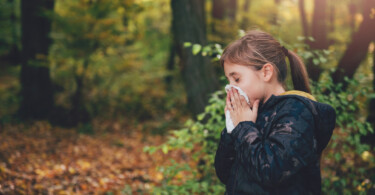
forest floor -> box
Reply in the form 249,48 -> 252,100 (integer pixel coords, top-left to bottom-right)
0,118 -> 193,194
0,60 -> 197,194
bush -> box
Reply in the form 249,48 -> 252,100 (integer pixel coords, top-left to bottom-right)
143,88 -> 226,194
312,74 -> 375,194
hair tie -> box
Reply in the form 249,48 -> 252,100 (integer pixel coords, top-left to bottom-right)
281,46 -> 289,56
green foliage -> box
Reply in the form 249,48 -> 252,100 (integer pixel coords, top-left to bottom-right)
47,0 -> 175,121
0,66 -> 21,123
77,122 -> 94,135
184,29 -> 247,62
143,89 -> 226,194
0,0 -> 21,56
183,42 -> 223,61
286,35 -> 332,68
311,74 -> 375,194
48,0 -> 134,119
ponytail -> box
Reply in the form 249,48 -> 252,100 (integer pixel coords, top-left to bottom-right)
284,49 -> 311,94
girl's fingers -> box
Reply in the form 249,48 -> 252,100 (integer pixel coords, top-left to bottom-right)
227,93 -> 233,111
240,94 -> 247,107
233,88 -> 241,108
230,89 -> 235,109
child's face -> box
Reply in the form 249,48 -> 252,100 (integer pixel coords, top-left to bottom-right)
224,61 -> 265,108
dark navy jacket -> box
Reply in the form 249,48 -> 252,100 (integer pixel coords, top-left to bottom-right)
214,91 -> 336,195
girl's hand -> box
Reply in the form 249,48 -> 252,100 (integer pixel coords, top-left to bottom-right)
225,88 -> 260,127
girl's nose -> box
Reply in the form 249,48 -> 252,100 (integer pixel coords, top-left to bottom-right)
229,83 -> 238,88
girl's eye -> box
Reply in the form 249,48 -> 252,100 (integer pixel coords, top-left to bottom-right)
235,78 -> 239,82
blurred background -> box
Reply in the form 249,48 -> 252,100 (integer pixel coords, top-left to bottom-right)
0,0 -> 375,194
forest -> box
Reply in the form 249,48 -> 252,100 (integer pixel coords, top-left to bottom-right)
0,0 -> 375,194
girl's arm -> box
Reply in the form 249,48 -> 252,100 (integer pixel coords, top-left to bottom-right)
214,127 -> 236,185
229,99 -> 317,187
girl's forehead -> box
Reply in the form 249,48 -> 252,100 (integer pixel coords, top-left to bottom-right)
224,63 -> 248,74
224,61 -> 240,71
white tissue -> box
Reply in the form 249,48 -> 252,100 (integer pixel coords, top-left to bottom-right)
225,84 -> 250,133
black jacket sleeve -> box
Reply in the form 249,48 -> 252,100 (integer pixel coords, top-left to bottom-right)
214,127 -> 236,185
229,99 -> 317,187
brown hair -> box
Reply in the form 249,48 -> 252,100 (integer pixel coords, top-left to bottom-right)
220,29 -> 311,94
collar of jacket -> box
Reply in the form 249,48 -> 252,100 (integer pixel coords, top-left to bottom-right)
258,90 -> 316,113
279,90 -> 316,101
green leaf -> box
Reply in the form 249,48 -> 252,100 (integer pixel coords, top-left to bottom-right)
238,29 -> 245,37
334,153 -> 341,161
313,58 -> 319,65
323,49 -> 330,55
162,144 -> 169,154
183,42 -> 192,47
197,113 -> 205,121
297,36 -> 305,41
192,44 -> 202,55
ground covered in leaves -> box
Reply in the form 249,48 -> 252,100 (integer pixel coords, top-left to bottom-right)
0,119 -> 193,194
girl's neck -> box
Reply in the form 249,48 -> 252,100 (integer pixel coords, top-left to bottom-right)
263,84 -> 286,104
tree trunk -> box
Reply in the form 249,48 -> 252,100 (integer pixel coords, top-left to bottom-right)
164,16 -> 177,92
311,0 -> 329,49
304,0 -> 329,82
164,42 -> 176,92
211,0 -> 237,44
212,0 -> 225,20
18,0 -> 54,119
271,0 -> 281,25
244,0 -> 251,12
7,0 -> 20,64
363,43 -> 375,146
227,0 -> 236,20
212,0 -> 236,20
171,0 -> 220,118
298,0 -> 309,39
240,0 -> 251,29
348,1 -> 356,35
328,0 -> 335,45
68,58 -> 91,126
331,0 -> 375,87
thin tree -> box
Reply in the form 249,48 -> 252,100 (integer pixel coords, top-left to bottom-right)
299,0 -> 329,81
18,0 -> 54,119
171,0 -> 220,118
331,0 -> 375,87
211,0 -> 237,45
363,44 -> 375,146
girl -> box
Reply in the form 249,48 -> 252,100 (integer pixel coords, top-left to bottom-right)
214,29 -> 336,195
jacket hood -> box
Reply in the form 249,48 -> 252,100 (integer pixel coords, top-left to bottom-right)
258,90 -> 336,153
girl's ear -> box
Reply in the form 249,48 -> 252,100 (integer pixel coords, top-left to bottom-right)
261,63 -> 274,82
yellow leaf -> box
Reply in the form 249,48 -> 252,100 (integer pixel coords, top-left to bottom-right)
68,167 -> 76,174
361,151 -> 372,161
155,172 -> 163,181
117,7 -> 125,15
